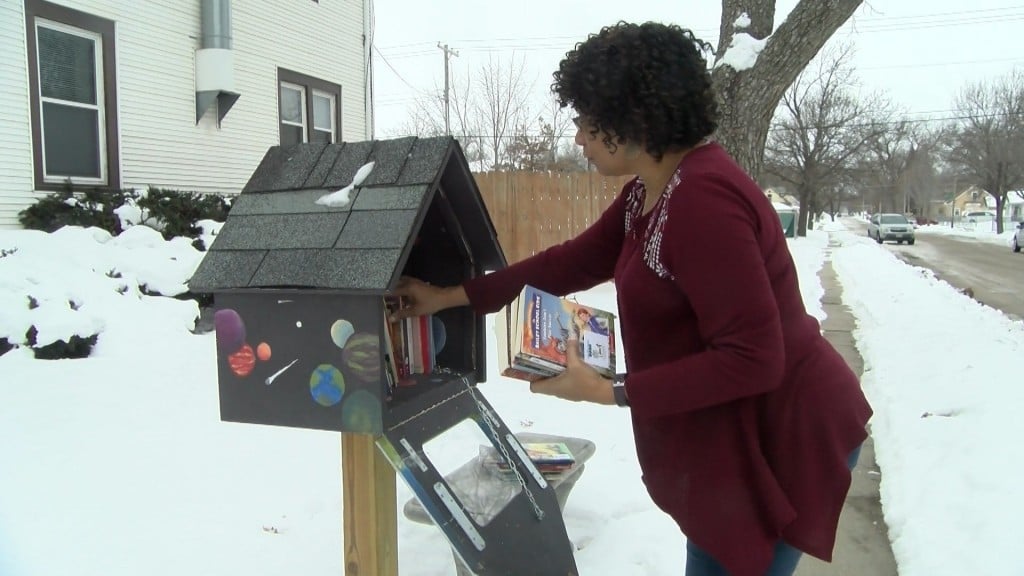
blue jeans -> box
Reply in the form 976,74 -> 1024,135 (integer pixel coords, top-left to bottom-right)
684,445 -> 863,576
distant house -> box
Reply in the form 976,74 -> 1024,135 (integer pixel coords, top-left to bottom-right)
0,0 -> 372,229
765,187 -> 799,208
984,191 -> 1024,221
941,185 -> 989,218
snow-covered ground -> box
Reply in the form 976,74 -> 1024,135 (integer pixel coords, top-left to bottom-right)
1,218 -> 1021,575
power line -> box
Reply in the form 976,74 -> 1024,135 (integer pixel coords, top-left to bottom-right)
376,6 -> 1024,54
373,45 -> 421,92
843,13 -> 1024,34
861,57 -> 1024,71
380,108 -> 1022,142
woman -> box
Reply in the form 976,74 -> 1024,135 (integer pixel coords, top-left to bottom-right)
392,21 -> 872,576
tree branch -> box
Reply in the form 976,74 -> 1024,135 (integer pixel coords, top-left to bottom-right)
746,0 -> 862,118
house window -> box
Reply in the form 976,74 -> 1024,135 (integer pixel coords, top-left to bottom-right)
278,68 -> 340,145
279,82 -> 307,145
25,0 -> 119,190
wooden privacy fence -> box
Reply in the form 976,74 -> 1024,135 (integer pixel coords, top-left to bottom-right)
474,171 -> 634,264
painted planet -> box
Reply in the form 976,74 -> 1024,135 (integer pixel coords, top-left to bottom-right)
431,316 -> 447,354
214,309 -> 246,353
330,319 -> 355,349
342,332 -> 381,383
256,342 -> 272,362
228,343 -> 255,377
310,364 -> 345,407
341,390 -> 381,434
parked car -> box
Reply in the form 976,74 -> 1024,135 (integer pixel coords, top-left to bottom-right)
868,213 -> 916,245
964,211 -> 996,223
1014,222 -> 1024,253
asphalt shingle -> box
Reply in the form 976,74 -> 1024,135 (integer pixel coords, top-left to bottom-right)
351,185 -> 431,211
243,143 -> 328,193
248,248 -> 400,290
228,189 -> 354,216
397,137 -> 452,186
188,250 -> 266,291
323,140 -> 375,190
362,137 -> 418,186
212,213 -> 348,250
335,210 -> 418,249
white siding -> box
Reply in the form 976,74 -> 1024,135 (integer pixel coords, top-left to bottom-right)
0,0 -> 368,229
0,1 -> 35,229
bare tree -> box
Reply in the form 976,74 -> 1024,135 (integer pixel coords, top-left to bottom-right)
858,120 -> 912,214
396,70 -> 488,169
712,0 -> 864,180
856,124 -> 942,218
500,119 -> 552,171
764,45 -> 888,236
395,94 -> 446,138
947,70 -> 1024,233
475,54 -> 534,169
539,96 -> 575,166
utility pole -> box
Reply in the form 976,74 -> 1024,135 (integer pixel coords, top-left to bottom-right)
437,42 -> 459,135
951,175 -> 958,229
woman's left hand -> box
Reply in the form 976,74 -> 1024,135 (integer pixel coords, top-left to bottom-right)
530,339 -> 616,405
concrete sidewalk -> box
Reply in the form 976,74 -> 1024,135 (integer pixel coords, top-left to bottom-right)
794,235 -> 899,576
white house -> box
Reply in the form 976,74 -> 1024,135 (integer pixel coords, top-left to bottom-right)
984,190 -> 1024,221
0,0 -> 372,229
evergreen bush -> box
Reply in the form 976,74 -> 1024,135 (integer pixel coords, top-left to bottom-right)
23,325 -> 99,360
18,183 -> 230,247
18,182 -> 134,234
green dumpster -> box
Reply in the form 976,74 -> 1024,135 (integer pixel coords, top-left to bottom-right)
774,204 -> 797,238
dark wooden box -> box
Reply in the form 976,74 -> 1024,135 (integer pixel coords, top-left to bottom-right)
188,136 -> 506,435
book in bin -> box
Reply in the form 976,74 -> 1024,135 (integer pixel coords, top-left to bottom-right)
480,441 -> 577,477
495,285 -> 617,382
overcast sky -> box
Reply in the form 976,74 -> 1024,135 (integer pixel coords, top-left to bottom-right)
369,0 -> 1024,139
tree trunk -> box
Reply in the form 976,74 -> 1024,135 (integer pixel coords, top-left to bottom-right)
712,0 -> 863,181
796,182 -> 814,237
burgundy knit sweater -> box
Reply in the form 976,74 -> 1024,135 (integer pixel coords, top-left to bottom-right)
463,143 -> 872,576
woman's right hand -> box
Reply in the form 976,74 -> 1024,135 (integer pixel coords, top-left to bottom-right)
388,276 -> 468,321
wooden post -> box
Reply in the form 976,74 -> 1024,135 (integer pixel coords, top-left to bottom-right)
342,432 -> 398,576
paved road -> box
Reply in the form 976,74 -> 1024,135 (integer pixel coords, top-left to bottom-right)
843,218 -> 1024,320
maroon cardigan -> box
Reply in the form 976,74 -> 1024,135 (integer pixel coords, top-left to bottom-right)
463,143 -> 872,576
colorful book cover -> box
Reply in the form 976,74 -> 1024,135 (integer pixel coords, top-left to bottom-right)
519,442 -> 576,465
517,286 -> 616,378
481,442 -> 577,475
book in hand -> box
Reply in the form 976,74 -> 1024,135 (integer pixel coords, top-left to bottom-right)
494,285 -> 617,382
480,442 -> 576,477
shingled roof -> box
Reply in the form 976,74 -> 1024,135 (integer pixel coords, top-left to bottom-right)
188,136 -> 505,294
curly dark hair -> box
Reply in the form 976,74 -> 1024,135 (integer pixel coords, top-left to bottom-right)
552,21 -> 719,161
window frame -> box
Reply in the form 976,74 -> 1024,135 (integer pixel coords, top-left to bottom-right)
277,68 -> 341,145
24,0 -> 120,190
310,89 -> 337,143
279,81 -> 308,144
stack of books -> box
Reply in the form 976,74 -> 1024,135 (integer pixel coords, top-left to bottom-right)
481,442 -> 577,478
382,297 -> 441,394
494,285 -> 617,382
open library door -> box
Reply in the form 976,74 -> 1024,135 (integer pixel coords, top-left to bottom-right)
376,377 -> 578,576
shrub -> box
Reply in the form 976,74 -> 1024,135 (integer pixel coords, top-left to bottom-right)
19,183 -> 230,245
24,325 -> 99,360
18,181 -> 134,234
136,187 -> 231,242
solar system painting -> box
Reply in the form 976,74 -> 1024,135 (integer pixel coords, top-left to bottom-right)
212,291 -> 385,434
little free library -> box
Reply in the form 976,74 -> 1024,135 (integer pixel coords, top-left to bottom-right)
189,136 -> 585,576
